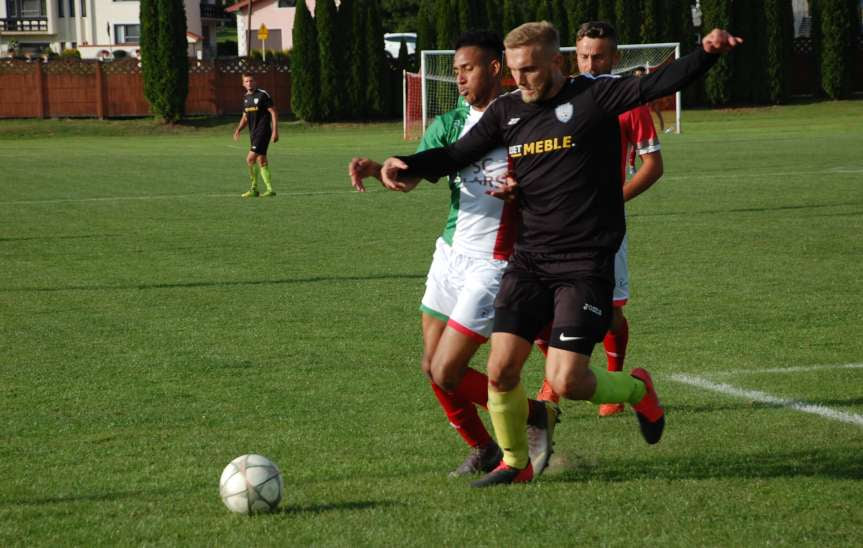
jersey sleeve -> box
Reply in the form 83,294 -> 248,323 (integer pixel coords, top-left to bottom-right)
629,105 -> 660,156
590,48 -> 718,116
416,115 -> 448,153
398,102 -> 504,181
260,92 -> 273,111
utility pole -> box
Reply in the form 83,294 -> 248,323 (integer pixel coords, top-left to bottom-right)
246,0 -> 253,56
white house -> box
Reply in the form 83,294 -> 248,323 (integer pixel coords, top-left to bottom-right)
226,0 -> 333,56
0,0 -> 226,59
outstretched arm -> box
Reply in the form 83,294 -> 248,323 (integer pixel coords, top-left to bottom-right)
639,29 -> 743,102
592,28 -> 743,117
349,157 -> 420,193
383,103 -> 504,187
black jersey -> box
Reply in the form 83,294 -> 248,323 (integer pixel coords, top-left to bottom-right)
243,88 -> 273,135
399,48 -> 718,256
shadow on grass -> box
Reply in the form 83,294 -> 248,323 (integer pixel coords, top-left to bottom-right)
549,447 -> 863,483
277,500 -> 398,516
0,234 -> 120,243
8,489 -> 176,506
0,273 -> 426,293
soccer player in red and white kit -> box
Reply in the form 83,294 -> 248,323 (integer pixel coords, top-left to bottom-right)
535,21 -> 665,417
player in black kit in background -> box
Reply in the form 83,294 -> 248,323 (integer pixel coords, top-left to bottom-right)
233,73 -> 279,198
381,22 -> 742,487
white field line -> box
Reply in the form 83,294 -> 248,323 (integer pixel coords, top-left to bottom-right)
708,363 -> 863,376
0,188 -> 382,206
670,373 -> 863,428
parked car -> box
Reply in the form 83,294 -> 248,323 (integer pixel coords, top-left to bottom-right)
384,32 -> 416,59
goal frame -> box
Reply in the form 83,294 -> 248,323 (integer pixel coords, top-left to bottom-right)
409,42 -> 682,139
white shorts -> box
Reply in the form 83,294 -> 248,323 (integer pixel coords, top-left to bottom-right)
613,232 -> 629,306
420,237 -> 507,342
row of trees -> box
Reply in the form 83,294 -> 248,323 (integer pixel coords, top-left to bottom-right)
292,0 -> 400,122
415,0 -> 698,58
412,0 -> 860,104
140,0 -> 858,122
702,0 -> 859,104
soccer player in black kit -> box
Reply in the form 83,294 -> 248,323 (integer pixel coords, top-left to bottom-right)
381,22 -> 742,487
233,73 -> 278,198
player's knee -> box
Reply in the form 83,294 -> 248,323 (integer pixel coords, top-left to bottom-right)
551,367 -> 590,400
486,358 -> 521,392
610,308 -> 626,333
420,353 -> 433,380
430,360 -> 465,392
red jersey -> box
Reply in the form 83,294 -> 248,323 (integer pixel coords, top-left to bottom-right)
618,104 -> 661,185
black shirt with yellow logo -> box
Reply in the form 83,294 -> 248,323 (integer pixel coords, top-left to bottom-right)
243,89 -> 273,136
399,48 -> 718,256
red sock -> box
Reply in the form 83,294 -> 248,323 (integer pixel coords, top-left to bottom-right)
536,378 -> 561,403
603,316 -> 629,372
534,341 -> 562,403
453,367 -> 488,409
430,381 -> 492,448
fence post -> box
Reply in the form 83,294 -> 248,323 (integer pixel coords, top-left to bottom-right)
95,61 -> 106,119
34,61 -> 46,118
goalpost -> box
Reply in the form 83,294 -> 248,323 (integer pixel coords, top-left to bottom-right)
404,43 -> 682,141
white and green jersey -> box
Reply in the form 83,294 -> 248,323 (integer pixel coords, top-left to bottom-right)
417,101 -> 517,260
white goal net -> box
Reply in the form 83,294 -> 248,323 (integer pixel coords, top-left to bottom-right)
404,43 -> 681,140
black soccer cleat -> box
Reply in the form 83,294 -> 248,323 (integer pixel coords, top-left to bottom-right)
449,442 -> 503,478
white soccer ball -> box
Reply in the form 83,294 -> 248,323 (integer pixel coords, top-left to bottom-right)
219,454 -> 284,514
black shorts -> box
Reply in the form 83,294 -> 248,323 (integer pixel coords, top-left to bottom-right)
249,131 -> 271,155
493,249 -> 615,355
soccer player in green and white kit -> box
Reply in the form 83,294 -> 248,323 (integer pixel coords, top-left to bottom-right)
349,31 -> 559,479
233,73 -> 278,198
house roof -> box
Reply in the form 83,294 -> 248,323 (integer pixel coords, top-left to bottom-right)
224,0 -> 264,13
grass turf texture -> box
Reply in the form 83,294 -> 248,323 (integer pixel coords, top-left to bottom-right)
1,101 -> 862,545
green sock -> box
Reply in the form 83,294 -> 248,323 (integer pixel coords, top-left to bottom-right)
588,366 -> 647,405
260,165 -> 272,192
247,164 -> 257,191
488,382 -> 529,469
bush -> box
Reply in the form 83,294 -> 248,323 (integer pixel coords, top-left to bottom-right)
818,0 -> 857,99
60,48 -> 81,59
217,40 -> 238,57
140,0 -> 189,123
113,50 -> 128,59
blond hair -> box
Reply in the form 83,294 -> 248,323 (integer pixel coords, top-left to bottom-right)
504,21 -> 560,52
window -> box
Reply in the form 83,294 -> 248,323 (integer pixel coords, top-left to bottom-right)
7,0 -> 47,17
68,0 -> 74,17
57,0 -> 63,16
79,0 -> 84,16
278,0 -> 296,7
115,23 -> 140,44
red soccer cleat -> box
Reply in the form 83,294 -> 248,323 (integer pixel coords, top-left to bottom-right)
598,403 -> 625,417
630,368 -> 665,444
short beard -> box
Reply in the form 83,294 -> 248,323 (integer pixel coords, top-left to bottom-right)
519,83 -> 547,104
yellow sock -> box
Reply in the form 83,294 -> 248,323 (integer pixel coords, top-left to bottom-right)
488,382 -> 529,469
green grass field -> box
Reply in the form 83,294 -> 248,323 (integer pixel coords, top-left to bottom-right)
1,101 -> 862,546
